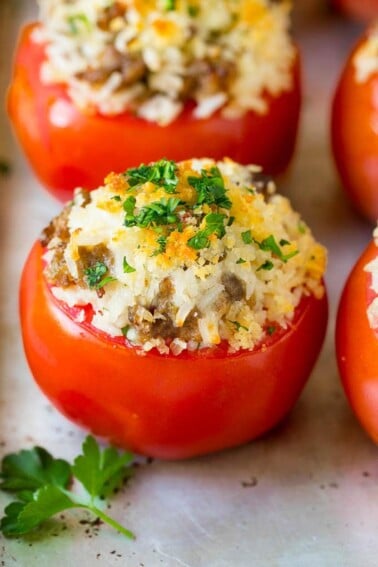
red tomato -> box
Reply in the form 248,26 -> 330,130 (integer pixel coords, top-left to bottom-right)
332,0 -> 378,20
8,24 -> 301,203
331,32 -> 378,222
20,241 -> 328,460
336,241 -> 378,443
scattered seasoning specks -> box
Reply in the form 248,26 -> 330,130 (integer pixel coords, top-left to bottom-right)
0,159 -> 11,177
241,477 -> 258,488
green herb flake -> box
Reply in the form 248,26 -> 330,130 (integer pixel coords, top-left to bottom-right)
229,320 -> 249,332
121,325 -> 130,337
257,260 -> 274,271
0,436 -> 134,539
153,235 -> 168,256
236,258 -> 246,264
123,257 -> 136,274
187,230 -> 211,250
188,167 -> 232,210
241,230 -> 253,245
85,262 -> 108,289
111,195 -> 122,202
97,276 -> 117,288
126,159 -> 178,194
129,197 -> 181,229
298,221 -> 307,234
258,235 -> 299,263
188,4 -> 199,16
164,0 -> 176,10
227,216 -> 235,227
67,13 -> 91,35
267,326 -> 276,336
187,213 -> 227,250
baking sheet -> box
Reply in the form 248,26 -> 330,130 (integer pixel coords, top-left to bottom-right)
1,2 -> 377,566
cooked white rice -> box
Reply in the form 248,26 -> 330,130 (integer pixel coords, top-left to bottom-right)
353,25 -> 378,83
43,158 -> 327,355
34,0 -> 296,125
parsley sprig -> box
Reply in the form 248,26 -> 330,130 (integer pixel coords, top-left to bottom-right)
187,213 -> 227,250
124,197 -> 181,228
0,436 -> 134,539
126,159 -> 178,194
241,231 -> 298,263
188,167 -> 232,210
85,262 -> 116,289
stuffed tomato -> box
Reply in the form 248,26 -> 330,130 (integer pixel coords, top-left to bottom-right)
331,26 -> 378,222
20,158 -> 328,459
336,233 -> 378,443
9,0 -> 301,202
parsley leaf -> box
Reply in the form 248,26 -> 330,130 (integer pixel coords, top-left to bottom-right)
187,213 -> 227,250
257,260 -> 274,271
153,235 -> 167,256
123,257 -> 136,273
67,13 -> 91,35
164,0 -> 176,10
241,230 -> 253,244
72,436 -> 133,501
1,487 -> 76,537
259,235 -> 298,262
188,167 -> 232,210
0,436 -> 135,540
0,447 -> 70,496
229,320 -> 249,332
236,258 -> 246,264
126,159 -> 178,194
127,197 -> 181,228
85,262 -> 108,288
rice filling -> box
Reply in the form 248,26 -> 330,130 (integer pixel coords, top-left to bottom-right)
41,158 -> 327,355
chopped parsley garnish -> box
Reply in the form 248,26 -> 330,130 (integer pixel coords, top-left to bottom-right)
187,213 -> 227,250
188,167 -> 232,210
258,235 -> 298,262
241,230 -> 253,245
97,276 -> 117,288
188,4 -> 199,16
227,216 -> 235,227
121,325 -> 130,337
85,262 -> 108,288
229,320 -> 249,332
67,13 -> 91,35
111,195 -> 122,202
267,326 -> 276,336
298,221 -> 307,234
125,197 -> 181,228
126,159 -> 178,194
164,0 -> 176,10
153,235 -> 168,256
0,436 -> 134,539
236,258 -> 246,264
123,257 -> 136,274
241,232 -> 298,263
257,260 -> 274,271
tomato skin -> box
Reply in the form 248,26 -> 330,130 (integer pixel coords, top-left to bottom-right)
332,0 -> 378,20
331,34 -> 378,222
8,24 -> 301,202
20,241 -> 328,459
336,241 -> 378,443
